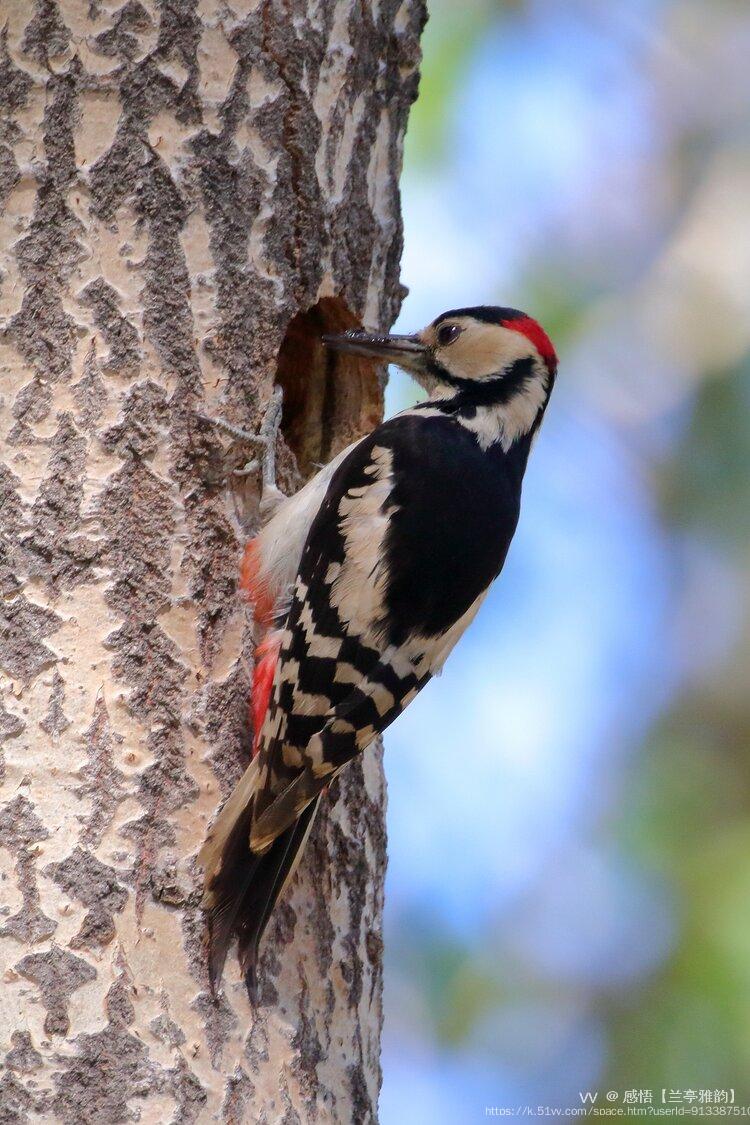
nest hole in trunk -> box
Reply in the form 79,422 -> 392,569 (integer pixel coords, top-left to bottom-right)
274,297 -> 384,480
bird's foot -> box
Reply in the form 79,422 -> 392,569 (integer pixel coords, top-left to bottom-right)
201,387 -> 285,517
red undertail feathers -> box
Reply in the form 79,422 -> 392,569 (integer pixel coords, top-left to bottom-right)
251,631 -> 281,756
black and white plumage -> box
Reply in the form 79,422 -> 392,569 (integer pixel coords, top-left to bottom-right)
199,306 -> 558,997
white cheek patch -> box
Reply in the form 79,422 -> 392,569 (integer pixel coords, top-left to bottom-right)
397,373 -> 549,451
460,370 -> 550,451
421,319 -> 553,449
438,322 -> 534,381
496,371 -> 550,449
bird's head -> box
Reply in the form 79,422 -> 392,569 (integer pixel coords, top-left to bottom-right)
324,305 -> 557,445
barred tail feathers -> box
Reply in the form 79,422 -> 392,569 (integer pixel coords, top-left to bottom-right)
236,797 -> 320,1001
198,755 -> 261,902
199,756 -> 321,999
199,757 -> 262,989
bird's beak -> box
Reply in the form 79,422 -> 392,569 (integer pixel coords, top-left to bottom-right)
322,329 -> 428,374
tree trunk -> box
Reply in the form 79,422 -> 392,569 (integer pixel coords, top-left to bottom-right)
0,2 -> 424,1120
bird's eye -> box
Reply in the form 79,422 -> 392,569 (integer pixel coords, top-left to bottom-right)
436,324 -> 461,347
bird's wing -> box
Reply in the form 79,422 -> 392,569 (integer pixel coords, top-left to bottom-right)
202,415 -> 508,990
249,431 -> 429,841
249,416 -> 502,848
251,649 -> 427,849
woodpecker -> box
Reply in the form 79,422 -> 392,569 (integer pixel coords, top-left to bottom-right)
199,305 -> 557,998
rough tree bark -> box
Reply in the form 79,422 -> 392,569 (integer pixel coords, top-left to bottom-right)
0,1 -> 424,1120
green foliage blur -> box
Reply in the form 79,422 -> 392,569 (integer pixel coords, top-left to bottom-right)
385,0 -> 750,1109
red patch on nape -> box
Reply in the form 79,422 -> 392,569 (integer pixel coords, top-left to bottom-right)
251,631 -> 282,757
502,315 -> 557,376
240,538 -> 275,629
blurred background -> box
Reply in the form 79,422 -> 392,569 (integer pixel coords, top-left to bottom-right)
378,0 -> 750,1117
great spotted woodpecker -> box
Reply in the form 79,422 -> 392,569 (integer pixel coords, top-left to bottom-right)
200,306 -> 557,998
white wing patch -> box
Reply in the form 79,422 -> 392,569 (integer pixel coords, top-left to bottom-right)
328,444 -> 394,640
252,439 -> 359,617
461,377 -> 549,452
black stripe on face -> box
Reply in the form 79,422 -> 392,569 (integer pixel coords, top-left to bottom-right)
420,355 -> 538,407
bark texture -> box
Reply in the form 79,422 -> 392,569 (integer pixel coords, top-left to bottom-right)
0,1 -> 424,1120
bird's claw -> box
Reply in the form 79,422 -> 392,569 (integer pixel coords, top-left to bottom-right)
201,386 -> 285,508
